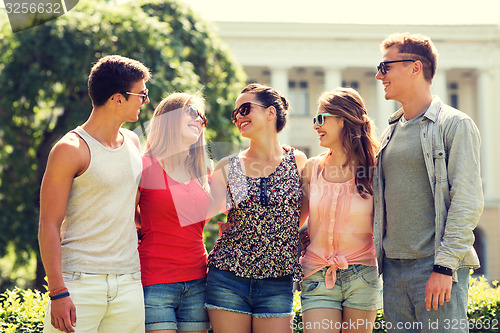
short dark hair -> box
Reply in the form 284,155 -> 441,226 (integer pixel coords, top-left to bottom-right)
88,55 -> 151,107
381,33 -> 438,83
240,83 -> 289,132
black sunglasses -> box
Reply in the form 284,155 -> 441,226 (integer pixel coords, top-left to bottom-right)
121,88 -> 149,103
377,60 -> 416,75
230,102 -> 267,123
186,105 -> 207,128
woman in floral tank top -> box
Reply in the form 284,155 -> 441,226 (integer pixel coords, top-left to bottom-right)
206,83 -> 307,333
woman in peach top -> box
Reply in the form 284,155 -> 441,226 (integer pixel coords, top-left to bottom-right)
299,88 -> 382,333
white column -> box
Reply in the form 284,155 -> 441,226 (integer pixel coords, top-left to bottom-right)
477,69 -> 494,199
375,82 -> 392,135
271,68 -> 290,146
324,67 -> 342,92
432,69 -> 448,104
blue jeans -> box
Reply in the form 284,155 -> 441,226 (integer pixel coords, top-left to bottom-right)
143,278 -> 210,331
205,267 -> 294,318
383,255 -> 470,333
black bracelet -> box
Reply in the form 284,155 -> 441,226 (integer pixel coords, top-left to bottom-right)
433,265 -> 453,276
50,291 -> 70,300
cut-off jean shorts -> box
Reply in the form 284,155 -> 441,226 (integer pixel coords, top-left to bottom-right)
300,264 -> 383,312
205,267 -> 294,318
143,278 -> 210,331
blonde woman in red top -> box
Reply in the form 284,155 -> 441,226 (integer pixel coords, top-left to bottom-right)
136,93 -> 211,333
299,88 -> 382,333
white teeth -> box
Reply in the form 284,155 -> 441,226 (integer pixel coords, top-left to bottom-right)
188,124 -> 200,134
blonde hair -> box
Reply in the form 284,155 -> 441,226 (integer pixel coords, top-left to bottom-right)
144,92 -> 209,192
381,32 -> 438,83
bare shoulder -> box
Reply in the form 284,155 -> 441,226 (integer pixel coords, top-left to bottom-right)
47,132 -> 90,177
301,157 -> 318,180
292,148 -> 308,170
121,128 -> 140,149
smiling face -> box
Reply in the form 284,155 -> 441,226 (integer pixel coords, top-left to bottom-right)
314,106 -> 344,149
375,46 -> 415,104
180,103 -> 205,146
121,79 -> 149,122
233,92 -> 269,138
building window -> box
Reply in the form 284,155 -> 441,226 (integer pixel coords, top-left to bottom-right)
288,80 -> 309,116
341,80 -> 359,90
472,228 -> 485,276
449,82 -> 459,109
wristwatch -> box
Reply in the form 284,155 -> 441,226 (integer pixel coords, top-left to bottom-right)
433,265 -> 453,276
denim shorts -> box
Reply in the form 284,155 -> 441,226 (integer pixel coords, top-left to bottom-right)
143,278 -> 210,331
205,267 -> 294,318
300,265 -> 383,312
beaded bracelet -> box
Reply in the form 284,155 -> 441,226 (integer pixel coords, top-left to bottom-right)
48,287 -> 68,297
50,291 -> 70,301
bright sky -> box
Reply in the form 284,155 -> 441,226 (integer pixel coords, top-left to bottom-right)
1,1 -> 499,25
181,0 -> 500,25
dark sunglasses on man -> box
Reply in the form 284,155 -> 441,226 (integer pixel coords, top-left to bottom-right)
376,60 -> 416,75
121,88 -> 149,103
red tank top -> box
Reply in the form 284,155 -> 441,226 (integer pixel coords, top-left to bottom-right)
138,155 -> 209,286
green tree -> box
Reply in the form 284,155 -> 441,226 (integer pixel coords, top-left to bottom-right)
0,0 -> 246,290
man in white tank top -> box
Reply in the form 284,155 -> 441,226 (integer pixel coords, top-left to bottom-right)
38,55 -> 151,333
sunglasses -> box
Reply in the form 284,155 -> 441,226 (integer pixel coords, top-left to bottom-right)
313,112 -> 339,126
377,60 -> 416,75
231,102 -> 267,123
122,88 -> 149,103
186,105 -> 207,127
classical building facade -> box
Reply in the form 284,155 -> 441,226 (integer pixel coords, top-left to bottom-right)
215,21 -> 500,282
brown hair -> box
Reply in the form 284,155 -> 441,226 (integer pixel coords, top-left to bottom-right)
88,55 -> 151,107
240,83 -> 289,132
144,92 -> 209,192
318,87 -> 380,198
381,33 -> 438,83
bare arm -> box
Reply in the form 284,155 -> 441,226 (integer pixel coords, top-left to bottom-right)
299,157 -> 313,229
38,133 -> 88,333
207,157 -> 230,220
122,128 -> 141,150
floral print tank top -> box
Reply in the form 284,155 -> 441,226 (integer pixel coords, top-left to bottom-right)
207,146 -> 303,280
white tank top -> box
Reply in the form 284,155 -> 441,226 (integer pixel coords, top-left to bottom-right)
60,126 -> 142,274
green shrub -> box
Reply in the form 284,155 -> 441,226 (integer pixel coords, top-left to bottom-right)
467,276 -> 500,332
1,276 -> 498,332
0,288 -> 47,333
